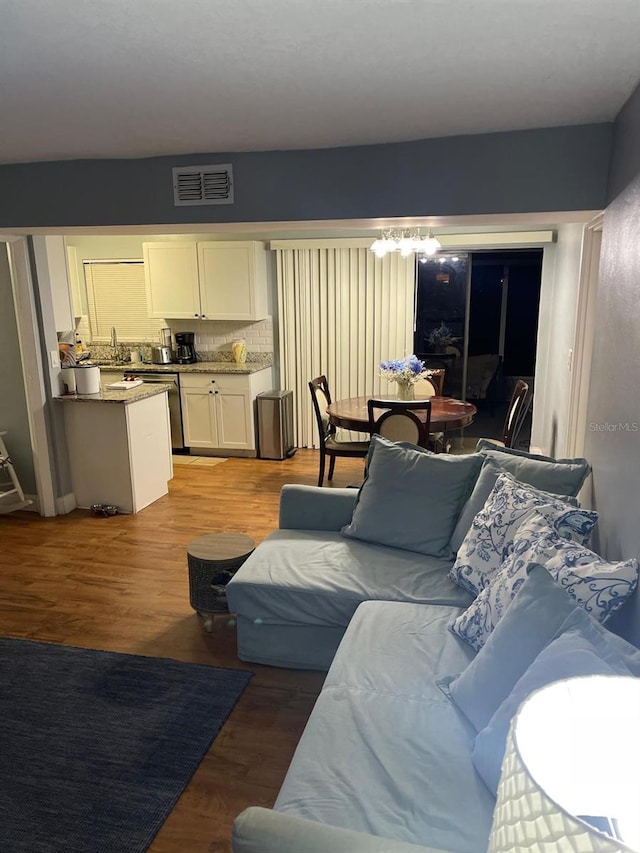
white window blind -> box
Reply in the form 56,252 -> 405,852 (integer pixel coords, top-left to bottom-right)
276,247 -> 416,448
84,261 -> 164,342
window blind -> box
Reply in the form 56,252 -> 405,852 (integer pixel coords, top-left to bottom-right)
84,261 -> 164,342
276,247 -> 416,448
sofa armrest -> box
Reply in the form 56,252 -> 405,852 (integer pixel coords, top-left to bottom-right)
233,807 -> 452,853
279,484 -> 358,531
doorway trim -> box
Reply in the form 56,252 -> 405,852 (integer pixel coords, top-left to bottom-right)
2,235 -> 57,516
565,213 -> 603,458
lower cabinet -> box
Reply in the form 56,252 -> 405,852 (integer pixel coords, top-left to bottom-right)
180,370 -> 273,455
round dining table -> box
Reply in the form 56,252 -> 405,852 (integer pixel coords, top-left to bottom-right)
326,395 -> 477,434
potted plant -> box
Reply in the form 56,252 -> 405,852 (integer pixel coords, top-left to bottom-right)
379,354 -> 427,400
427,323 -> 459,354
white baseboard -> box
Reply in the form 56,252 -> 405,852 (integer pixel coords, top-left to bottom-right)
55,492 -> 77,515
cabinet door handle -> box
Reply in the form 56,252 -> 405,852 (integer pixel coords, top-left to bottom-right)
194,313 -> 199,318
201,314 -> 206,319
210,379 -> 216,384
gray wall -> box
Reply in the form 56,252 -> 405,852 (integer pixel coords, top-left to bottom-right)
606,82 -> 640,204
584,80 -> 640,644
0,124 -> 611,228
0,244 -> 36,494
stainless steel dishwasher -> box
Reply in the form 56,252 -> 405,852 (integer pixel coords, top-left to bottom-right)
124,371 -> 184,450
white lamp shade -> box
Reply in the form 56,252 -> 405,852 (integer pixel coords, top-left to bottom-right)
489,675 -> 640,853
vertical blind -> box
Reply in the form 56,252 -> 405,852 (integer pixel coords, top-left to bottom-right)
84,261 -> 165,342
276,247 -> 416,448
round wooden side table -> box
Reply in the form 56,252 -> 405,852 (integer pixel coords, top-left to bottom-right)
187,532 -> 255,631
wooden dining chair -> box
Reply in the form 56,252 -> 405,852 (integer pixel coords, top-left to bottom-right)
425,369 -> 445,396
309,376 -> 370,487
367,399 -> 432,450
413,375 -> 439,398
447,379 -> 531,454
499,379 -> 531,448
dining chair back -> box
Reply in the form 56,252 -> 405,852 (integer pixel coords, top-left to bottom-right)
367,399 -> 432,450
414,375 -> 438,398
501,379 -> 531,448
309,376 -> 370,486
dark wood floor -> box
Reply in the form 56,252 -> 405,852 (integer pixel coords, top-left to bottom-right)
0,450 -> 366,853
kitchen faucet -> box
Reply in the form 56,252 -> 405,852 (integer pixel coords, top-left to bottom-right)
110,326 -> 118,361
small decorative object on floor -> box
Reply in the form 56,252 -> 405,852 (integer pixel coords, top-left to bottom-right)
380,354 -> 427,400
187,532 -> 255,630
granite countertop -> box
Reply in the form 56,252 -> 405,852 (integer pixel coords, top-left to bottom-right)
55,383 -> 174,405
98,360 -> 273,375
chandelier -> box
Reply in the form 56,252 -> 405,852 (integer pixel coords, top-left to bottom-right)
369,229 -> 442,259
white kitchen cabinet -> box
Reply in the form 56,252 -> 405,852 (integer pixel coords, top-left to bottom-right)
197,242 -> 268,320
143,241 -> 268,321
180,370 -> 272,455
143,242 -> 201,319
60,389 -> 173,514
181,381 -> 219,449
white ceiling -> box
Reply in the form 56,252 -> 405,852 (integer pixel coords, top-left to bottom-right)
1,0 -> 639,166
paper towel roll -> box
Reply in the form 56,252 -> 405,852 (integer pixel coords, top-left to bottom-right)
74,365 -> 101,395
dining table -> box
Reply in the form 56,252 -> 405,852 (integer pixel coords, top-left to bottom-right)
326,394 -> 477,434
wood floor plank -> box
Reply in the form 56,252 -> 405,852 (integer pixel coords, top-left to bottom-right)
0,449 -> 364,852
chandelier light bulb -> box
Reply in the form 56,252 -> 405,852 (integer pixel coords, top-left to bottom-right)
370,229 -> 442,258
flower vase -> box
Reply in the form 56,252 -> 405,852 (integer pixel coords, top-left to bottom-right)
397,381 -> 415,401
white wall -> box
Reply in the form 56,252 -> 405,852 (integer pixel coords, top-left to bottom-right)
530,223 -> 585,457
0,244 -> 36,495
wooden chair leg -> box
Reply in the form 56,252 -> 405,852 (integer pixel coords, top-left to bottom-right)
318,449 -> 327,487
328,456 -> 336,482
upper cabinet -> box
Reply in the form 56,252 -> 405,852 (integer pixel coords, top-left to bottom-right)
143,242 -> 201,319
143,240 -> 269,321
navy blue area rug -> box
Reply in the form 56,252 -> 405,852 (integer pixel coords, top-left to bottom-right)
0,637 -> 252,852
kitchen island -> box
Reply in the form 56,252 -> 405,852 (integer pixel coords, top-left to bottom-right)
56,383 -> 173,514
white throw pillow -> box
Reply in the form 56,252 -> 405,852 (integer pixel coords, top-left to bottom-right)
449,472 -> 597,596
450,511 -> 639,651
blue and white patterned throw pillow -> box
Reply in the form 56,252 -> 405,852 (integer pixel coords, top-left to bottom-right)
448,472 -> 597,596
450,511 -> 639,651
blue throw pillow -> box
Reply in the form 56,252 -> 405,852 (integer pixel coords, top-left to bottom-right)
449,458 -> 579,554
471,611 -> 640,794
475,439 -> 591,496
450,511 -> 638,651
447,564 -> 579,732
341,435 -> 484,558
449,472 -> 596,598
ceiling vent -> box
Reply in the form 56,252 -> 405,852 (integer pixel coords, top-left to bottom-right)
172,164 -> 234,206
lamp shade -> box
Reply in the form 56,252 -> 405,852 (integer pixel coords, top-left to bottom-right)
489,675 -> 640,853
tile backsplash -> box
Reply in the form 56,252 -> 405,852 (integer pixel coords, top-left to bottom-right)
81,316 -> 274,360
170,316 -> 274,355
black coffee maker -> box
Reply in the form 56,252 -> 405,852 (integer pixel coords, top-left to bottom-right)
175,332 -> 196,364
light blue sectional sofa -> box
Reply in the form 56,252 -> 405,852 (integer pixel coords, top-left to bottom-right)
227,439 -> 640,853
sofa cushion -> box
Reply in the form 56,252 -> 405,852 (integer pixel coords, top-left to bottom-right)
446,564 -> 578,732
475,439 -> 591,495
450,511 -> 638,651
341,435 -> 483,558
449,458 -> 579,553
226,529 -> 472,630
471,610 -> 640,794
275,601 -> 495,853
449,472 -> 597,597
